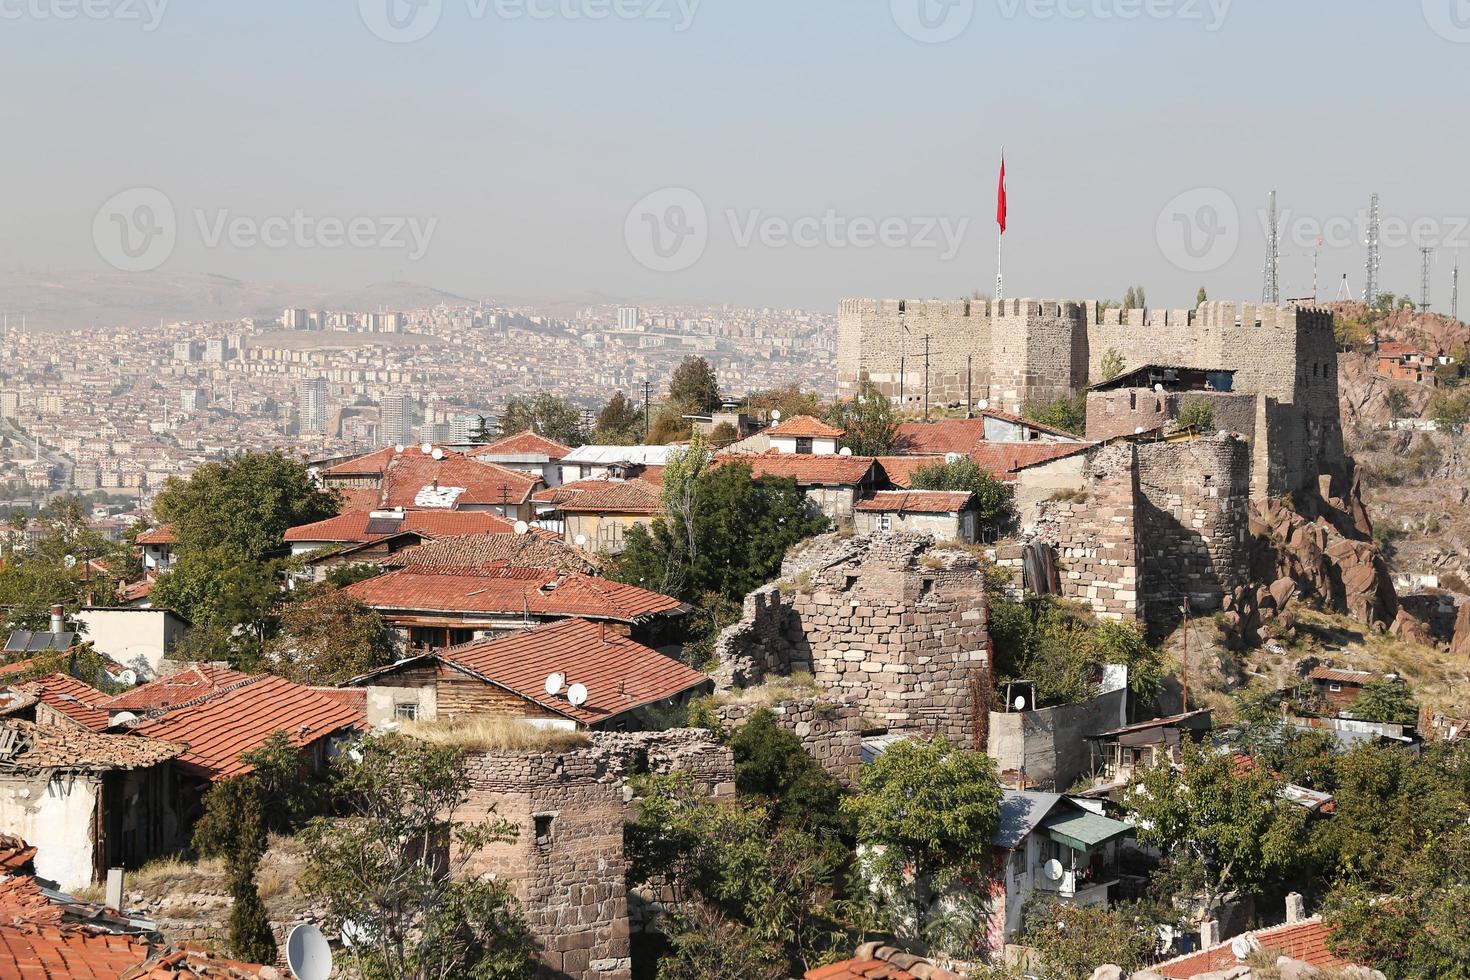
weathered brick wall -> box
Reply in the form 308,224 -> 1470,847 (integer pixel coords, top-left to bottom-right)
986,687 -> 1128,790
716,696 -> 865,786
457,731 -> 734,980
1085,389 -> 1257,442
715,533 -> 991,743
1135,436 -> 1251,627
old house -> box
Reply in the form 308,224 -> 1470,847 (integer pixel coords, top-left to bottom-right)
134,525 -> 175,573
72,607 -> 190,678
0,720 -> 185,890
348,617 -> 711,729
558,445 -> 679,483
379,532 -> 603,575
540,479 -> 664,554
765,415 -> 844,454
854,490 -> 980,543
343,564 -> 687,650
1086,365 -> 1251,442
469,430 -> 573,487
718,451 -> 882,525
318,445 -> 541,521
1375,341 -> 1450,384
283,508 -> 516,556
0,674 -> 112,732
1303,665 -> 1384,715
1084,709 -> 1214,786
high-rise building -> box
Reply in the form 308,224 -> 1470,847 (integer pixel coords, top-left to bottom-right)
299,377 -> 328,435
283,308 -> 311,330
180,388 -> 209,412
380,393 -> 417,447
203,338 -> 231,363
172,341 -> 202,362
618,306 -> 641,331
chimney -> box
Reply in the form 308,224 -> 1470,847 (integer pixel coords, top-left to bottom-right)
49,604 -> 64,635
1285,892 -> 1306,924
1199,919 -> 1221,949
105,868 -> 124,911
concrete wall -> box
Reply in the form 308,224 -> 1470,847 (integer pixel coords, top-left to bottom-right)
0,771 -> 100,890
854,509 -> 972,543
986,688 -> 1127,790
74,608 -> 187,677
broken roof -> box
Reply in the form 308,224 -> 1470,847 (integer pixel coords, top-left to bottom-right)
24,674 -> 113,731
102,664 -> 254,715
0,720 -> 185,773
0,922 -> 151,979
343,566 -> 684,624
283,509 -> 516,543
380,533 -> 603,575
1154,918 -> 1346,978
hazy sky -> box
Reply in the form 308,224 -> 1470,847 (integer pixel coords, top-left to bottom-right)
2,0 -> 1468,311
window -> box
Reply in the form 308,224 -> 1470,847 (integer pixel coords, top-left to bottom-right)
1329,683 -> 1342,692
534,813 -> 555,845
795,437 -> 814,454
394,702 -> 419,721
876,513 -> 892,532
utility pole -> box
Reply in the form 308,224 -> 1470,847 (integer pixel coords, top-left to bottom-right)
1364,193 -> 1381,308
923,335 -> 931,421
1421,247 -> 1435,313
641,380 -> 652,441
1312,236 -> 1322,304
966,354 -> 973,419
1453,252 -> 1461,323
1261,190 -> 1280,305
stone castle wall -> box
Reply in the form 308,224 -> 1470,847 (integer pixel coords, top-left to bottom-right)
716,696 -> 865,786
458,731 -> 734,980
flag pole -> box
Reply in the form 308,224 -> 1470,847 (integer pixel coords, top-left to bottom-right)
996,225 -> 1004,301
995,147 -> 1006,301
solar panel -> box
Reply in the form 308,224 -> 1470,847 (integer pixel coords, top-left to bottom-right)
364,517 -> 403,536
4,631 -> 76,653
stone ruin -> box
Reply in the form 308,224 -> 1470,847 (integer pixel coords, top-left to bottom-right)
714,532 -> 990,746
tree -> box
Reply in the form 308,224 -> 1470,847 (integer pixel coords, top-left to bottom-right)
1197,286 -> 1208,306
1176,398 -> 1215,432
827,382 -> 898,456
301,734 -> 538,980
909,457 -> 1016,536
708,421 -> 739,447
1123,287 -> 1137,310
668,356 -> 723,413
593,392 -> 644,445
497,393 -> 585,447
268,589 -> 395,685
655,904 -> 788,980
1023,901 -> 1159,980
150,548 -> 282,662
1022,393 -> 1086,436
193,775 -> 277,964
466,415 -> 493,444
1100,348 -> 1125,382
1350,679 -> 1418,725
1126,741 -> 1308,916
153,451 -> 339,561
728,709 -> 849,839
843,737 -> 1001,951
1384,387 -> 1411,418
611,456 -> 828,605
746,385 -> 824,422
1428,389 -> 1470,430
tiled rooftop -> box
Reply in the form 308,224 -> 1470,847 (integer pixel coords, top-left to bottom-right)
102,664 -> 254,714
283,508 -> 515,543
854,490 -> 975,514
766,415 -> 845,438
718,451 -> 877,485
471,430 -> 574,458
1154,918 -> 1346,978
344,566 -> 683,623
381,533 -> 603,574
0,719 -> 186,772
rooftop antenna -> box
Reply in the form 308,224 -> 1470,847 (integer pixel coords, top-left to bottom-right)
1335,273 -> 1354,302
1261,190 -> 1280,305
1312,236 -> 1323,304
1421,247 -> 1435,313
1453,251 -> 1461,323
1364,192 -> 1381,307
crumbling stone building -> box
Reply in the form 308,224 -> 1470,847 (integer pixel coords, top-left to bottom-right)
714,533 -> 990,745
838,298 -> 1343,499
458,730 -> 734,980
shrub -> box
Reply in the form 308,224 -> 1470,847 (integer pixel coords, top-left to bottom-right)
1176,398 -> 1215,433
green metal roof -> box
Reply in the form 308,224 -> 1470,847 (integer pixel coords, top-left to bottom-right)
1039,808 -> 1134,852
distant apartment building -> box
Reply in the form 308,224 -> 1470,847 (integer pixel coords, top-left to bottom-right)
361,312 -> 405,333
380,393 -> 417,446
172,341 -> 202,362
203,339 -> 232,363
282,308 -> 311,330
0,391 -> 18,418
180,388 -> 209,412
299,377 -> 329,435
617,306 -> 641,331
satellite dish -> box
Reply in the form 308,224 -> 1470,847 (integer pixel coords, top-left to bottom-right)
1013,695 -> 1027,711
945,452 -> 963,464
394,444 -> 405,454
514,520 -> 529,535
110,710 -> 139,726
544,672 -> 565,696
1135,426 -> 1145,435
567,683 -> 588,707
420,442 -> 433,455
286,923 -> 333,980
1043,859 -> 1064,881
770,409 -> 782,421
839,447 -> 853,457
1154,383 -> 1164,393
977,399 -> 989,410
431,448 -> 444,460
63,555 -> 77,569
1231,935 -> 1257,960
117,669 -> 138,686
574,534 -> 588,547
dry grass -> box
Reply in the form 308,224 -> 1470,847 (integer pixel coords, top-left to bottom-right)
718,672 -> 823,707
1283,608 -> 1470,714
131,855 -> 226,895
400,716 -> 591,753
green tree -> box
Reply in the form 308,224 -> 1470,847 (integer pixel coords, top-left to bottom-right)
746,385 -> 825,422
1123,286 -> 1137,310
1022,393 -> 1086,436
301,734 -> 538,980
1100,348 -> 1125,382
1350,679 -> 1418,725
497,393 -> 586,447
268,589 -> 394,685
1196,286 -> 1208,306
192,775 -> 277,964
668,356 -> 723,413
909,457 -> 1016,536
655,904 -> 788,980
1176,398 -> 1215,432
592,391 -> 644,445
150,548 -> 282,661
1384,387 -> 1411,417
1126,741 -> 1308,916
1023,901 -> 1159,980
728,709 -> 849,839
843,737 -> 1001,952
153,451 -> 339,561
1428,389 -> 1470,430
827,382 -> 898,456
466,415 -> 493,444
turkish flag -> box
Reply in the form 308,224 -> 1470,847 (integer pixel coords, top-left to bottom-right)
996,154 -> 1007,234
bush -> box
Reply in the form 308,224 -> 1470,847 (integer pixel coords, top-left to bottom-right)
1022,393 -> 1087,436
1176,398 -> 1215,433
728,709 -> 849,839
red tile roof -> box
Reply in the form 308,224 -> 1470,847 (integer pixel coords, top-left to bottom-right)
554,480 -> 662,515
766,415 -> 844,438
855,490 -> 974,514
284,509 -> 515,543
532,474 -> 663,507
310,687 -> 367,713
893,419 -> 987,455
0,922 -> 150,978
1308,666 -> 1378,685
345,566 -> 683,624
1155,918 -> 1346,978
876,456 -> 944,489
102,664 -> 254,714
0,874 -> 62,925
378,451 -> 539,509
805,943 -> 962,980
0,835 -> 36,875
472,431 -> 573,458
381,534 -> 602,575
381,618 -> 710,726
132,675 -> 365,780
718,451 -> 877,486
29,674 -> 112,731
134,525 -> 176,545
336,487 -> 381,514
970,442 -> 1092,480
0,720 -> 185,772
319,446 -> 399,478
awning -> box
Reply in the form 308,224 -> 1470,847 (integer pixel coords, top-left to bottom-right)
1040,809 -> 1134,852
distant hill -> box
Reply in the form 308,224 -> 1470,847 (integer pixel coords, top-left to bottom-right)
0,270 -> 478,331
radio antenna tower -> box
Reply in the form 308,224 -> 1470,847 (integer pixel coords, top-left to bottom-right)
1364,193 -> 1381,307
1453,252 -> 1461,322
1261,190 -> 1280,304
1335,273 -> 1354,301
1420,247 -> 1434,313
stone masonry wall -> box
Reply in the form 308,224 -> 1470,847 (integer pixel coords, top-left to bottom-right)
1135,435 -> 1251,627
716,696 -> 865,786
458,731 -> 734,980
